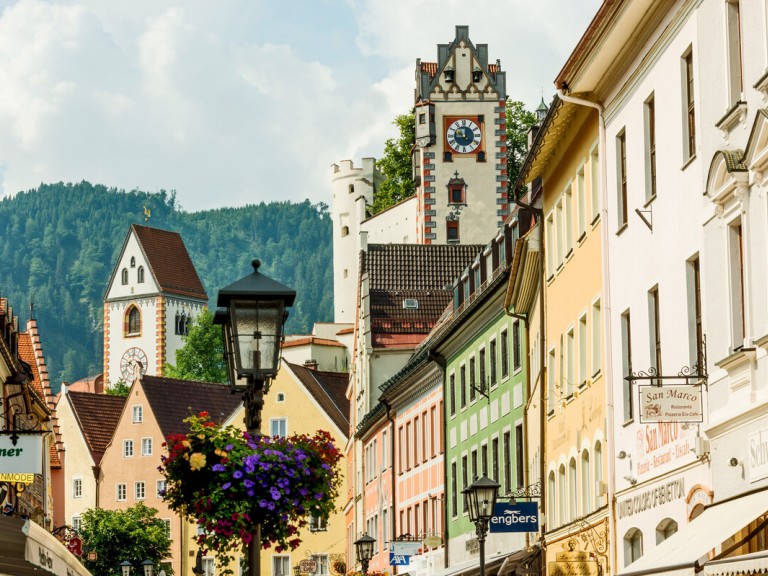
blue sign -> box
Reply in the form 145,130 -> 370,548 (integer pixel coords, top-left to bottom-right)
390,554 -> 410,566
489,502 -> 539,533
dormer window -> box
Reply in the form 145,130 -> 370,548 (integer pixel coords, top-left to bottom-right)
444,67 -> 455,83
447,171 -> 467,205
130,257 -> 136,268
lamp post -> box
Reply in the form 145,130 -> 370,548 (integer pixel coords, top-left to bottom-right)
293,564 -> 302,576
463,475 -> 500,576
215,259 -> 296,576
354,533 -> 376,576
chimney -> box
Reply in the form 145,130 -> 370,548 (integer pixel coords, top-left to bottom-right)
304,359 -> 319,371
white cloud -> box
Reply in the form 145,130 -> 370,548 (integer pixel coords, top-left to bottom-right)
0,0 -> 600,211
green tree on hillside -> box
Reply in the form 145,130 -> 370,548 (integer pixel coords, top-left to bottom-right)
79,503 -> 172,576
165,309 -> 227,383
371,113 -> 416,215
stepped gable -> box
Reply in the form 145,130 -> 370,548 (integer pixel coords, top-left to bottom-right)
132,224 -> 207,299
141,375 -> 241,438
285,362 -> 349,434
67,391 -> 126,464
362,243 -> 483,336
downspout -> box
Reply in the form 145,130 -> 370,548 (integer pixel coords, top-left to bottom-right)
427,350 -> 449,570
511,196 -> 545,567
381,399 -> 397,557
555,88 -> 615,575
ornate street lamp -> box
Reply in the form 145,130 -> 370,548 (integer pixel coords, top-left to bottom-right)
463,475 -> 500,576
119,559 -> 155,576
215,259 -> 295,576
141,559 -> 155,576
120,561 -> 133,576
293,564 -> 302,576
354,533 -> 376,576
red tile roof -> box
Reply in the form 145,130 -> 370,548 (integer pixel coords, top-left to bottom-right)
421,61 -> 438,79
131,224 -> 207,299
285,362 -> 349,435
283,337 -> 346,349
362,244 -> 482,339
141,375 -> 241,438
66,391 -> 126,464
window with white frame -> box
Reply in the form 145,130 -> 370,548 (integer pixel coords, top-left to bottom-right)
725,0 -> 743,109
728,220 -> 746,349
682,47 -> 696,161
687,256 -> 704,369
132,405 -> 143,423
142,437 -> 153,456
116,483 -> 127,502
311,555 -> 329,576
590,145 -> 600,223
577,164 -> 587,239
649,286 -> 662,380
547,347 -> 556,414
656,518 -> 678,544
621,309 -> 634,422
617,130 -> 628,228
162,519 -> 171,538
546,211 -> 555,278
501,328 -> 509,377
72,516 -> 81,532
203,557 -> 216,576
489,338 -> 498,388
135,481 -> 145,500
581,450 -> 591,515
157,479 -> 166,498
578,314 -> 588,386
558,464 -> 566,527
381,428 -> 388,471
309,514 -> 328,532
566,327 -> 575,398
272,556 -> 290,576
556,198 -> 564,265
73,477 -> 82,499
591,299 -> 602,377
644,95 -> 657,201
123,439 -> 134,458
270,418 -> 287,438
564,181 -> 573,256
568,457 -> 577,521
547,471 -> 556,528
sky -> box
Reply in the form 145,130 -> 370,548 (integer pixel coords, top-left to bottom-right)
0,0 -> 602,212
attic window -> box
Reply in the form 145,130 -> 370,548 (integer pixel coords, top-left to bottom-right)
121,268 -> 128,285
403,299 -> 419,309
276,392 -> 285,402
130,257 -> 136,268
472,67 -> 482,83
138,266 -> 145,283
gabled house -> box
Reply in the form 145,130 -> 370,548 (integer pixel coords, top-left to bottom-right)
103,225 -> 208,387
98,376 -> 240,575
55,390 -> 125,530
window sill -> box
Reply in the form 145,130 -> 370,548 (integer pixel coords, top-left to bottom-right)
565,248 -> 574,261
591,369 -> 602,380
644,194 -> 657,208
622,417 -> 635,428
681,153 -> 697,171
577,231 -> 587,245
590,213 -> 601,227
715,101 -> 747,134
616,222 -> 628,236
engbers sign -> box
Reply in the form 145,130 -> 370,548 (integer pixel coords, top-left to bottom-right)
0,434 -> 43,474
639,385 -> 703,423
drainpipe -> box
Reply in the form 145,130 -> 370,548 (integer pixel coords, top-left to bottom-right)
511,194 -> 546,568
426,350 -> 449,569
555,87 -> 615,575
381,399 -> 397,561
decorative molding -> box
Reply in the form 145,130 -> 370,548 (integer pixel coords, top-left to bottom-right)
716,101 -> 748,135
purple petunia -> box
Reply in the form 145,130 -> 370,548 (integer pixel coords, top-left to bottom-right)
233,470 -> 243,479
270,487 -> 281,500
212,464 -> 226,472
222,482 -> 231,490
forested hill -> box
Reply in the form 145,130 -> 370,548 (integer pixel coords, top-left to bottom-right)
0,182 -> 333,389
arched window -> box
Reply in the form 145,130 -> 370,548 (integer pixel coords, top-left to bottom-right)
568,457 -> 577,521
656,518 -> 678,544
624,528 -> 643,566
558,464 -> 566,527
130,256 -> 136,268
595,440 -> 604,505
547,471 -> 556,528
175,311 -> 181,335
126,306 -> 141,336
581,449 -> 592,515
121,268 -> 128,285
137,266 -> 145,283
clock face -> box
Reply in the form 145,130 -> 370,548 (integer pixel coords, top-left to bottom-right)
120,347 -> 148,381
446,119 -> 481,153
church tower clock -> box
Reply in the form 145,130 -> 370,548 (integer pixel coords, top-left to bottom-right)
414,25 -> 507,245
102,224 -> 208,386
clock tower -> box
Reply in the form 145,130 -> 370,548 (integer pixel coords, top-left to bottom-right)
414,25 -> 507,245
103,224 -> 208,386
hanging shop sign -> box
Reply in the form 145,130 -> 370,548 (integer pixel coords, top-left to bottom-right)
300,560 -> 317,573
489,502 -> 539,533
0,434 -> 43,474
391,541 -> 421,556
548,556 -> 599,576
639,385 -> 703,423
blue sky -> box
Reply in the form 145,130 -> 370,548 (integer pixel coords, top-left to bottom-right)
0,0 -> 601,212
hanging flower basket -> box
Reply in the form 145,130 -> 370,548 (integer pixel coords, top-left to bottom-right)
159,412 -> 342,570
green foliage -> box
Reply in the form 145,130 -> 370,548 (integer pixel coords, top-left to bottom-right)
79,503 -> 172,576
505,101 -> 538,197
106,379 -> 131,396
371,113 -> 416,215
165,309 -> 227,383
0,182 -> 333,390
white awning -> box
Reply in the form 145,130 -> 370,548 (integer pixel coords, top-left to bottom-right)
620,488 -> 768,576
704,551 -> 768,576
431,551 -> 509,576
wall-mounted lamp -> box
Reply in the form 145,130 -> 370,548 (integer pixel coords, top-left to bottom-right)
729,457 -> 741,467
617,450 -> 628,460
623,475 -> 637,486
